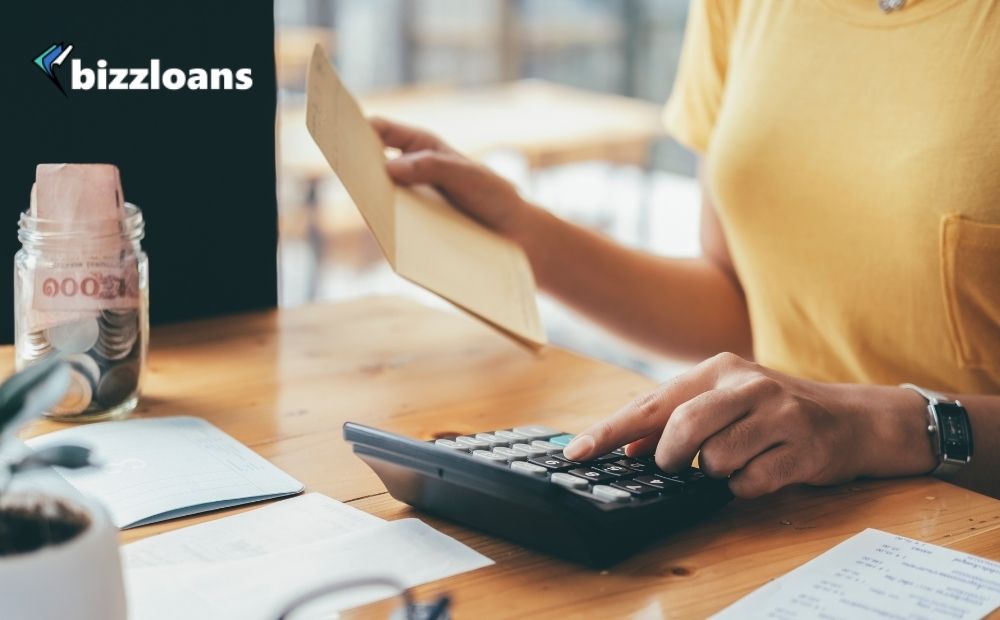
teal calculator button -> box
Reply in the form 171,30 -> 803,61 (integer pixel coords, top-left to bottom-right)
549,434 -> 575,447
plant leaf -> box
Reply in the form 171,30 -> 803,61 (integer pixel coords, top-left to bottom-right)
0,357 -> 71,438
10,444 -> 93,474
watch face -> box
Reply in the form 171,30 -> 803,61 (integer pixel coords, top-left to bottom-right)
937,403 -> 972,463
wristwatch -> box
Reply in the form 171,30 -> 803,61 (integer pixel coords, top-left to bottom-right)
900,383 -> 973,478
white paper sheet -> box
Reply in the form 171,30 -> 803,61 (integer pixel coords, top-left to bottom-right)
713,528 -> 1000,620
123,494 -> 494,619
26,416 -> 303,528
122,492 -> 383,570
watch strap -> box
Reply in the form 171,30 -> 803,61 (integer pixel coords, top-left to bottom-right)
900,383 -> 969,479
900,383 -> 947,405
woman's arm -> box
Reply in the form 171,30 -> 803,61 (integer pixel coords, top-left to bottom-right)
372,118 -> 752,360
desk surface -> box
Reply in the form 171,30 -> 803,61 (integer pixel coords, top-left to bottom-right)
15,297 -> 1000,619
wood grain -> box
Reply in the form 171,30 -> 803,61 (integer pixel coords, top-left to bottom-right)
10,296 -> 1000,619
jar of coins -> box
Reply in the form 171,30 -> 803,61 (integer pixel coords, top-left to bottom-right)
14,165 -> 148,422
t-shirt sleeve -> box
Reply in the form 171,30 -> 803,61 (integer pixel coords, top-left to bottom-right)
663,0 -> 739,153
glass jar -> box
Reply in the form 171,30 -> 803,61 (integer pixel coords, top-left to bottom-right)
14,204 -> 149,422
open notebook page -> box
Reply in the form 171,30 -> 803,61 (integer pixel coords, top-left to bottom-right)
26,416 -> 303,528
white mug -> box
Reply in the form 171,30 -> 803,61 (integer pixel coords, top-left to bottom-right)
0,491 -> 126,620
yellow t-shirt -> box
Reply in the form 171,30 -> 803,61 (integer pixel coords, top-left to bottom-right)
664,0 -> 1000,394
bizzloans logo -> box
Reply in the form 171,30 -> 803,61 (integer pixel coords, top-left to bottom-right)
33,42 -> 253,96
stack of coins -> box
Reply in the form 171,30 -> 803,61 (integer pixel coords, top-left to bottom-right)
21,330 -> 53,362
32,309 -> 142,417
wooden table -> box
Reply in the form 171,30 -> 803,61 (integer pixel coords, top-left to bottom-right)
17,297 -> 1000,619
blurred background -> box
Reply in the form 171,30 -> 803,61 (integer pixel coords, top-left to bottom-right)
274,0 -> 698,379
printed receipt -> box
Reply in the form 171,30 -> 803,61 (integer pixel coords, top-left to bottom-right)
714,528 -> 1000,620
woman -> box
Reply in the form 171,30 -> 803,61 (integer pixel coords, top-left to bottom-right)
372,0 -> 1000,499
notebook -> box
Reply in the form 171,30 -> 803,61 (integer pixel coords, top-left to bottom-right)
25,416 -> 303,528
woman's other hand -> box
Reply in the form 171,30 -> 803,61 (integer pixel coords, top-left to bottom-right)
370,117 -> 534,239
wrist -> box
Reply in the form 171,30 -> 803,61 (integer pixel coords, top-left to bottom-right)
499,203 -> 557,288
845,384 -> 938,478
495,199 -> 543,242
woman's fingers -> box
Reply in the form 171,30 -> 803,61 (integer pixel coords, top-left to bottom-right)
565,352 -> 759,461
369,116 -> 449,153
652,384 -> 761,472
384,150 -> 468,186
564,370 -> 714,461
728,445 -> 801,499
623,434 -> 659,457
698,410 -> 783,477
564,383 -> 678,460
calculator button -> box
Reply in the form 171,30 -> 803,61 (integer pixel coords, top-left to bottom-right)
592,485 -> 631,503
657,467 -> 704,483
560,452 -> 619,465
593,463 -> 632,478
475,433 -> 510,447
530,440 -> 564,453
528,456 -> 574,471
472,450 -> 508,463
568,468 -> 618,483
611,480 -> 661,498
510,461 -> 548,477
455,436 -> 490,449
635,475 -> 683,491
550,472 -> 589,489
591,453 -> 622,463
493,430 -> 524,442
492,447 -> 528,462
616,459 -> 653,473
511,425 -> 560,439
548,434 -> 575,447
510,443 -> 548,458
434,439 -> 468,450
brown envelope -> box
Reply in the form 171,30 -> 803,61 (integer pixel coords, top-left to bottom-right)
305,45 -> 546,347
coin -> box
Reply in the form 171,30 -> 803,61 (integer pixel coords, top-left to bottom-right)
94,310 -> 138,361
22,330 -> 53,361
96,361 -> 139,407
46,318 -> 100,355
49,368 -> 94,416
66,353 -> 101,389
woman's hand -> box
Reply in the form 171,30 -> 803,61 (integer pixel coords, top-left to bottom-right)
370,117 -> 535,239
563,352 -> 937,498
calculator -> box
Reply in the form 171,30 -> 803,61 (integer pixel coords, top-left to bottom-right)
343,422 -> 732,567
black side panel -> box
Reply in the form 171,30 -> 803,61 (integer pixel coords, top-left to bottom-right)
0,2 -> 278,342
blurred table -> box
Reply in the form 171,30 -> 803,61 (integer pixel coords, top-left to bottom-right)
16,296 -> 1000,618
278,79 -> 668,299
280,78 -> 667,176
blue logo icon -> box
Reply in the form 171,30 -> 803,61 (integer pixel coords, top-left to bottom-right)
33,42 -> 74,96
